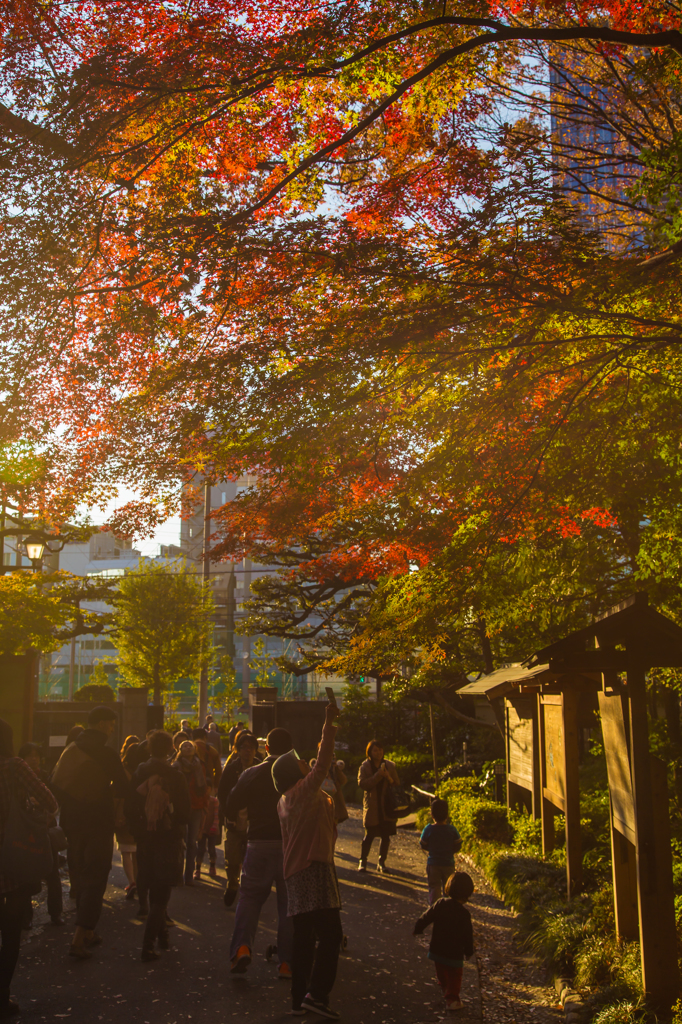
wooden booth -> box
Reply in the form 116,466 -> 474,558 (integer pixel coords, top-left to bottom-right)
526,593 -> 682,1013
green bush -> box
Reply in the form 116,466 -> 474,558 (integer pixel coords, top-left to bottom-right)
591,1001 -> 637,1024
384,746 -> 433,789
73,682 -> 117,703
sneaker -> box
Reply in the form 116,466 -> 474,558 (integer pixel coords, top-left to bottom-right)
376,861 -> 389,874
125,883 -> 137,900
194,867 -> 201,880
300,996 -> 340,1020
357,861 -> 367,873
286,1010 -> 307,1017
446,1000 -> 463,1011
141,947 -> 160,963
223,888 -> 238,907
279,962 -> 293,979
208,862 -> 217,879
230,945 -> 251,973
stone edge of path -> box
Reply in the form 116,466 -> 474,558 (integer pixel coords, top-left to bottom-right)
554,975 -> 586,1023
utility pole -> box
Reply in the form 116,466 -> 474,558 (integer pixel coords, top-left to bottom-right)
199,479 -> 211,725
68,637 -> 76,700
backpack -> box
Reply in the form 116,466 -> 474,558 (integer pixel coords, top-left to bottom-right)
137,773 -> 172,831
51,742 -> 109,803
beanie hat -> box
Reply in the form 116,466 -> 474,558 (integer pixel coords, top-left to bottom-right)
272,749 -> 302,794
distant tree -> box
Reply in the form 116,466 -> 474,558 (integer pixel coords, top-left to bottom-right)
215,655 -> 243,723
250,638 -> 277,687
113,559 -> 214,707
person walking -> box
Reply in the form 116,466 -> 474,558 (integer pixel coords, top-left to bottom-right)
206,722 -> 222,757
413,871 -> 475,1012
0,722 -> 58,1017
50,706 -> 130,959
171,740 -> 207,886
357,740 -> 400,873
420,798 -> 462,904
273,701 -> 343,1020
125,730 -> 190,962
225,728 -> 294,978
217,731 -> 259,905
16,743 -> 63,927
116,737 -> 140,901
192,728 -> 222,792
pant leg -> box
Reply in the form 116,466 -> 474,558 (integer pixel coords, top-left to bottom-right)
143,882 -> 171,949
74,828 -> 114,930
308,908 -> 343,1004
0,889 -> 27,1006
196,836 -> 207,867
185,810 -> 202,879
207,837 -> 217,863
291,912 -> 317,1010
427,865 -> 451,904
273,849 -> 293,965
45,858 -> 63,920
378,834 -> 391,863
360,831 -> 374,862
66,832 -> 85,903
435,963 -> 462,1001
224,831 -> 246,890
229,842 -> 281,959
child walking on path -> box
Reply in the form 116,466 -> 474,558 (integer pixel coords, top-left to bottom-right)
413,871 -> 475,1013
419,798 -> 462,903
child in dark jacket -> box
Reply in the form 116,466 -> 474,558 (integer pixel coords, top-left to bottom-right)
413,871 -> 474,1012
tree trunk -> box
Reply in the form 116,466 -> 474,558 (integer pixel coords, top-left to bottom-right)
153,662 -> 161,707
478,617 -> 494,674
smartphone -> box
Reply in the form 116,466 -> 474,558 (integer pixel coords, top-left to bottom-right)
325,686 -> 337,706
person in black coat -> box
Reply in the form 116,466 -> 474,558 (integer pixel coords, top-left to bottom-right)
413,871 -> 474,1012
125,731 -> 190,962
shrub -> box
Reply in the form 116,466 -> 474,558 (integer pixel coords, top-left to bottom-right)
384,746 -> 433,789
591,1001 -> 637,1024
73,682 -> 117,703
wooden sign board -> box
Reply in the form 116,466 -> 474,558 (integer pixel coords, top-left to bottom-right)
598,691 -> 636,845
542,698 -> 566,812
506,697 -> 534,791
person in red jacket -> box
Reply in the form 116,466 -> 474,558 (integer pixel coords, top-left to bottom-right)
273,701 -> 342,1021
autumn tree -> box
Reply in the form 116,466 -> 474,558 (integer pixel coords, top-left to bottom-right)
113,559 -> 213,706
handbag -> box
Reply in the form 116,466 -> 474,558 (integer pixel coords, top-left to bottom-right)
383,781 -> 411,820
1,768 -> 54,884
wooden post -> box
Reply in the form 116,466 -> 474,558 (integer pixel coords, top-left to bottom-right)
562,687 -> 582,895
531,698 -> 541,820
628,664 -> 680,1012
537,694 -> 554,855
610,823 -> 639,939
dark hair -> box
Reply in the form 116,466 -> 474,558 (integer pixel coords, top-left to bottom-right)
172,731 -> 185,750
0,720 -> 13,758
66,725 -> 84,745
445,871 -> 474,902
88,705 -> 117,726
366,739 -> 383,759
148,730 -> 174,759
236,731 -> 258,750
430,798 -> 448,822
120,735 -> 139,757
192,728 -> 208,740
267,728 -> 293,756
18,742 -> 40,760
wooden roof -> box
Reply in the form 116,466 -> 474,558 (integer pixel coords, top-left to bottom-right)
525,593 -> 682,672
458,662 -> 552,701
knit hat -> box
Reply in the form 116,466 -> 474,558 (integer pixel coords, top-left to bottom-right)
272,749 -> 302,793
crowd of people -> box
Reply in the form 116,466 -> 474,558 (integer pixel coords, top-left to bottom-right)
0,702 -> 475,1020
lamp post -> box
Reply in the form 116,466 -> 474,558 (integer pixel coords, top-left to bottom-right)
21,533 -> 46,572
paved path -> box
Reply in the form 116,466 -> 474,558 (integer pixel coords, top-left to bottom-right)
11,809 -> 555,1024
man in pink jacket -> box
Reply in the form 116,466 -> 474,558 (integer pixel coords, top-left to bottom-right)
273,702 -> 342,1020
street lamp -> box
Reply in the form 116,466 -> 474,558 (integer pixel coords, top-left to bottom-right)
22,533 -> 46,571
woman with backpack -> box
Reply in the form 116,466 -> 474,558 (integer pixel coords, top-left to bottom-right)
125,731 -> 190,962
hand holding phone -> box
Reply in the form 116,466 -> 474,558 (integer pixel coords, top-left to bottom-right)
325,686 -> 337,706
